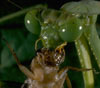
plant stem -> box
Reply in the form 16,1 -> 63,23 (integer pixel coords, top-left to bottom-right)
75,35 -> 94,88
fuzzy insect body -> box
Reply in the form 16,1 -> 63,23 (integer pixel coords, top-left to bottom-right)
21,47 -> 67,88
3,39 -> 93,88
22,59 -> 66,88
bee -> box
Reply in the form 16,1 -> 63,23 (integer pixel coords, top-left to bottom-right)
3,39 -> 93,88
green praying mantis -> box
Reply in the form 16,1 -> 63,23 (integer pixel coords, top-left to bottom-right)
0,0 -> 100,88
24,1 -> 100,87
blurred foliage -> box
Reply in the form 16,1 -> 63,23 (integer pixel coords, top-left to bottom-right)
0,0 -> 100,88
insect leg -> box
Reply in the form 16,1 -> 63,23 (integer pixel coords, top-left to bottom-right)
66,74 -> 72,88
3,38 -> 36,80
63,66 -> 93,72
57,68 -> 71,88
55,42 -> 67,53
57,66 -> 93,88
53,74 -> 66,88
57,66 -> 92,80
8,0 -> 23,9
35,38 -> 41,50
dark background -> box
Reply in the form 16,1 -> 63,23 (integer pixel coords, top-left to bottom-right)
0,0 -> 79,14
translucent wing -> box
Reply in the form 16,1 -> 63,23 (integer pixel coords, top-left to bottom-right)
61,0 -> 100,15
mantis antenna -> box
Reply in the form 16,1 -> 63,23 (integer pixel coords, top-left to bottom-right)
8,0 -> 23,9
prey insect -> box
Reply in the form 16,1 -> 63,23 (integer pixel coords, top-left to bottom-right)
3,38 -> 94,88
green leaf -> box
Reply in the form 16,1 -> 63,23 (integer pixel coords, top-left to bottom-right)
1,29 -> 37,67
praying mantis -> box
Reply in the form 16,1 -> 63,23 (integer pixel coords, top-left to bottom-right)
0,0 -> 100,88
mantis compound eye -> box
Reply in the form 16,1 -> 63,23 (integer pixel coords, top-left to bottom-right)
25,9 -> 41,35
59,15 -> 84,42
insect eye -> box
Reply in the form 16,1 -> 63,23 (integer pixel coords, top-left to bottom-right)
25,9 -> 41,35
58,15 -> 84,42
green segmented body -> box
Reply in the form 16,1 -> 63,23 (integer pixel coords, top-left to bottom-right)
84,15 -> 100,68
75,35 -> 94,88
